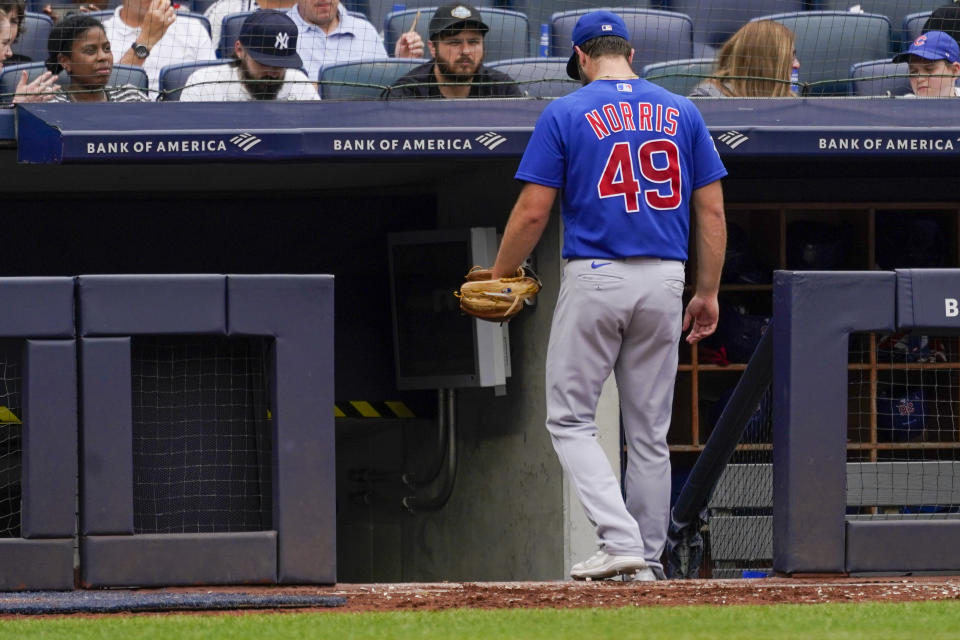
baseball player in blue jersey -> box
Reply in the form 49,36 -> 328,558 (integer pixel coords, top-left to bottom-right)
491,10 -> 727,581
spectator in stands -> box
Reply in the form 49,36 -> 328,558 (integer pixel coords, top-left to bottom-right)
385,4 -> 520,99
924,3 -> 960,46
689,20 -> 798,97
204,0 -> 295,51
180,11 -> 317,101
894,30 -> 960,98
46,14 -> 149,101
1,7 -> 61,101
101,0 -> 217,94
0,0 -> 28,63
288,0 -> 423,81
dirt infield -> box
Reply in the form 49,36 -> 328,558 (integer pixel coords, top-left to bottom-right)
168,577 -> 960,613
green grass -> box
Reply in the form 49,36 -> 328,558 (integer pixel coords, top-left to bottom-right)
3,600 -> 959,640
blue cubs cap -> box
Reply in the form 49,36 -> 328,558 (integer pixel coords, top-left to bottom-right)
893,30 -> 960,64
238,10 -> 303,69
566,10 -> 631,80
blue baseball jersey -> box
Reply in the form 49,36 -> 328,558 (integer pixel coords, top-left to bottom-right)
515,78 -> 727,260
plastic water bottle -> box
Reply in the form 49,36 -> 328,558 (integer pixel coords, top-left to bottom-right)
539,23 -> 550,57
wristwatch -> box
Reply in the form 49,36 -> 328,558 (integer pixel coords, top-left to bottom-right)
131,42 -> 150,59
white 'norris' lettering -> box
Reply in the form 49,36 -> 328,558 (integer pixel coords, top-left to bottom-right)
584,101 -> 680,140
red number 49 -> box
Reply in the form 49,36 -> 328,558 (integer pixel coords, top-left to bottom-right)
596,140 -> 682,211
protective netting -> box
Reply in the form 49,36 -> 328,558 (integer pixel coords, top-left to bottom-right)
702,388 -> 772,579
1,1 -> 957,102
131,335 -> 272,534
847,332 -> 960,519
701,332 -> 960,578
0,340 -> 21,540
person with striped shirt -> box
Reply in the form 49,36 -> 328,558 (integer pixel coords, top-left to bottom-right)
46,14 -> 149,103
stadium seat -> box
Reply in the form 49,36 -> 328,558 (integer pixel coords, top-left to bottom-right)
0,62 -> 149,103
319,58 -> 429,99
903,11 -> 933,44
642,57 -> 715,97
818,0 -> 943,48
486,57 -> 578,98
513,0 -> 656,59
849,59 -> 912,96
365,0 -> 493,35
384,7 -> 529,64
667,0 -> 804,50
11,12 -> 53,64
551,8 -> 693,76
757,11 -> 891,95
158,59 -> 231,100
218,11 -> 253,58
190,0 -> 220,13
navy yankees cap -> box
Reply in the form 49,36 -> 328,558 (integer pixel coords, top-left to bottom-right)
893,30 -> 960,64
566,10 -> 631,79
238,10 -> 303,69
429,4 -> 489,39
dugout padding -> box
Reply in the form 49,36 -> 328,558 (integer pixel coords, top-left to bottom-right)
0,278 -> 76,591
78,274 -> 335,587
773,270 -> 960,575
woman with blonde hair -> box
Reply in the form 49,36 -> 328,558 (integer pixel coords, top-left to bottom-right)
690,20 -> 799,97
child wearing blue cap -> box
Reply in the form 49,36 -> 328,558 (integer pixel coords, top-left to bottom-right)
893,30 -> 960,97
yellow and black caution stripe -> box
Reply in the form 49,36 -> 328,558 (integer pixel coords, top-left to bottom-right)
335,401 -> 416,419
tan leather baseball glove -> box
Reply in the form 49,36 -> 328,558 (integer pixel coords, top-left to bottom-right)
454,266 -> 541,322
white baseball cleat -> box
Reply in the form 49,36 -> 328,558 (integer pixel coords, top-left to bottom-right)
570,550 -> 648,580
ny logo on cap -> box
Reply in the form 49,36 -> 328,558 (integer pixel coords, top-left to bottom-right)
601,24 -> 612,31
451,5 -> 472,18
275,31 -> 290,50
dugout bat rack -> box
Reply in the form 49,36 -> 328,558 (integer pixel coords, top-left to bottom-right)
0,275 -> 336,590
773,269 -> 960,574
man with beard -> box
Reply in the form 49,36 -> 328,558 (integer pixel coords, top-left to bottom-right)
180,10 -> 318,101
386,4 -> 521,99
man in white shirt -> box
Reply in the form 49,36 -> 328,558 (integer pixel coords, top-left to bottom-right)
103,0 -> 218,94
180,10 -> 318,101
288,0 -> 424,80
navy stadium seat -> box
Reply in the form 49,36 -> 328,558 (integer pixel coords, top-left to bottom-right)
320,58 -> 428,99
551,8 -> 693,76
365,0 -> 493,35
818,0 -> 943,48
667,0 -> 804,50
517,0 -> 655,60
903,11 -> 933,44
384,7 -> 529,63
0,61 -> 149,102
849,59 -> 912,96
218,11 -> 253,58
486,57 -> 578,98
12,12 -> 53,64
158,59 -> 231,100
191,0 -> 221,13
757,11 -> 891,95
642,57 -> 715,96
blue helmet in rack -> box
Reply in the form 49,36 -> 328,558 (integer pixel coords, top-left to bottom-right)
786,221 -> 845,270
876,215 -> 945,270
876,386 -> 927,442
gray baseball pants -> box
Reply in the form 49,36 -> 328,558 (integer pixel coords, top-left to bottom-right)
546,257 -> 685,565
